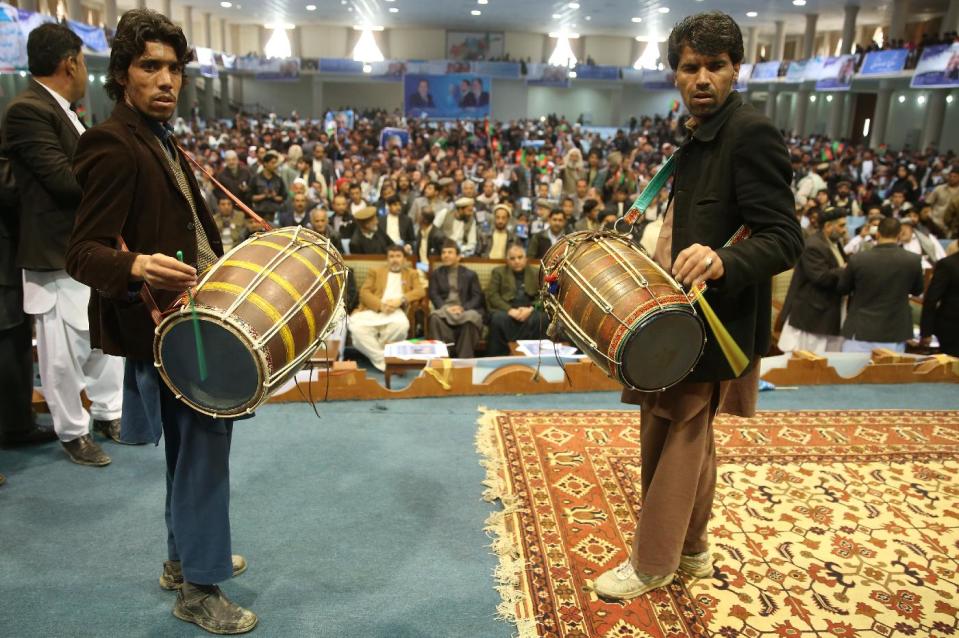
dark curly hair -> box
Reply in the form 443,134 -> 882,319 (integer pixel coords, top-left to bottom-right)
667,12 -> 744,71
27,23 -> 82,77
105,9 -> 192,103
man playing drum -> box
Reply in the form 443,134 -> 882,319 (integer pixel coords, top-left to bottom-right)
592,11 -> 802,599
66,10 -> 257,634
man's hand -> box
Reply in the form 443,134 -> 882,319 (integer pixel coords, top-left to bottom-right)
131,253 -> 197,292
448,304 -> 464,316
672,243 -> 724,288
381,298 -> 403,313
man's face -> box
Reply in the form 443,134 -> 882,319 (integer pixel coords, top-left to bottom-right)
457,205 -> 473,220
388,202 -> 401,216
536,183 -> 548,197
816,191 -> 830,206
899,224 -> 914,242
386,250 -> 406,272
462,182 -> 476,197
424,184 -> 436,198
263,157 -> 279,173
548,213 -> 566,234
441,246 -> 460,266
949,171 -> 959,187
310,209 -> 328,231
837,184 -> 850,197
225,153 -> 238,169
418,80 -> 429,98
562,200 -> 574,218
494,209 -> 509,230
121,41 -> 183,121
332,196 -> 347,215
312,145 -> 325,160
674,45 -> 739,119
507,247 -> 527,272
66,51 -> 88,101
472,79 -> 483,95
293,193 -> 307,213
362,216 -> 378,232
825,218 -> 847,242
483,181 -> 495,196
891,192 -> 905,206
350,187 -> 362,203
575,179 -> 588,198
217,198 -> 233,217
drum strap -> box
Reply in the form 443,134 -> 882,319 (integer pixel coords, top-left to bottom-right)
175,143 -> 274,233
622,155 -> 675,226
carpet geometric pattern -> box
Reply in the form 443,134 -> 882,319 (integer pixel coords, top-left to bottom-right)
477,410 -> 959,638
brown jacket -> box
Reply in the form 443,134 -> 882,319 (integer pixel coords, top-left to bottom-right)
356,265 -> 424,313
65,103 -> 223,360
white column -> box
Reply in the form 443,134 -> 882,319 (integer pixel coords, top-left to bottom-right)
203,12 -> 213,47
67,0 -> 82,19
181,75 -> 198,119
745,26 -> 758,64
219,74 -> 230,117
18,0 -> 38,11
920,91 -> 947,151
162,0 -> 172,17
840,6 -> 858,55
795,89 -> 810,137
943,0 -> 959,33
312,76 -> 324,115
202,77 -> 215,121
183,6 -> 194,44
104,0 -> 117,26
803,14 -> 818,59
772,21 -> 786,61
220,18 -> 228,52
827,94 -> 844,139
765,85 -> 778,122
870,86 -> 892,150
888,0 -> 908,42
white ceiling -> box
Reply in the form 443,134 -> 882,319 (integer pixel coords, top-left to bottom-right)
156,0 -> 949,38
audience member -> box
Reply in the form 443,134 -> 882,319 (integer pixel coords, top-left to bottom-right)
309,208 -> 344,254
213,195 -> 251,252
480,204 -> 516,260
528,208 -> 568,260
428,240 -> 484,358
349,206 -> 390,254
485,244 -> 548,356
920,251 -> 959,356
379,195 -> 415,251
251,150 -> 286,224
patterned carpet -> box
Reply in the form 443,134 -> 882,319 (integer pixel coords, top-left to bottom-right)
476,409 -> 959,638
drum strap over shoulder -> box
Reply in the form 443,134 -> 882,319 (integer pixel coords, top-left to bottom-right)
622,154 -> 676,226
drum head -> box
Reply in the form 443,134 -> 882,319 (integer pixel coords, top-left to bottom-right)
159,318 -> 260,414
620,310 -> 704,391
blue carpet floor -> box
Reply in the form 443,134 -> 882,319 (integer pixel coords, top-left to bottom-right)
1,384 -> 957,637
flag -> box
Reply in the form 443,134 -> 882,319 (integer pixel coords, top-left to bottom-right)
670,99 -> 681,113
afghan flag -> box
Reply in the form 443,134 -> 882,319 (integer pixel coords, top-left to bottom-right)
670,99 -> 681,113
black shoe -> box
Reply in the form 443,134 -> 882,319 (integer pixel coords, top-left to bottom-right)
160,555 -> 248,591
0,424 -> 57,448
92,419 -> 122,444
61,435 -> 111,466
173,583 -> 258,635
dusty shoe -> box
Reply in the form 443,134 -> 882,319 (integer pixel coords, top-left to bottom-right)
173,583 -> 258,635
161,556 -> 248,590
61,435 -> 111,466
593,560 -> 674,600
678,550 -> 713,579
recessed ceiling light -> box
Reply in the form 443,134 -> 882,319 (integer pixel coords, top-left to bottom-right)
631,16 -> 642,22
898,95 -> 906,103
568,2 -> 580,8
552,13 -> 561,18
341,0 -> 347,4
389,7 -> 398,12
478,0 -> 488,4
471,9 -> 481,15
219,0 -> 231,7
568,70 -> 577,78
658,7 -> 670,13
584,15 -> 591,20
792,0 -> 806,4
746,11 -> 758,17
306,4 -> 316,10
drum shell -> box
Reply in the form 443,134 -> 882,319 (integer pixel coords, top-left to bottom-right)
541,231 -> 704,391
155,226 -> 346,417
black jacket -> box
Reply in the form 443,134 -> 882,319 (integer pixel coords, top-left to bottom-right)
428,265 -> 485,316
670,92 -> 803,382
920,252 -> 959,352
838,243 -> 924,342
348,228 -> 391,255
378,212 -> 416,247
215,164 -> 254,207
414,226 -> 446,260
0,180 -> 22,330
780,232 -> 846,336
1,80 -> 83,270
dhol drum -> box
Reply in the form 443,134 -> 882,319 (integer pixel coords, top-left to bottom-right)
540,230 -> 705,391
154,226 -> 347,417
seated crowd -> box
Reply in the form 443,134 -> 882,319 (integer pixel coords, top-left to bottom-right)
171,107 -> 958,368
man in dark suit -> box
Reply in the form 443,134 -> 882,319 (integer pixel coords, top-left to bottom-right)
349,206 -> 390,254
596,12 -> 802,600
526,208 -> 567,260
920,251 -> 959,356
838,216 -> 924,352
428,239 -> 485,358
778,207 -> 848,353
485,243 -> 547,356
2,23 -> 123,465
309,208 -> 344,255
378,195 -> 415,250
413,210 -> 445,263
214,150 -> 253,208
408,79 -> 435,109
64,10 -> 256,634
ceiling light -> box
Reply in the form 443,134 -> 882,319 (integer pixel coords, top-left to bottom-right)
220,1 -> 231,7
341,0 -> 347,3
746,11 -> 758,17
792,0 -> 806,5
548,32 -> 579,38
898,95 -> 906,103
552,13 -> 561,18
568,70 -> 577,78
352,24 -> 383,30
568,2 -> 580,7
478,0 -> 488,4
809,95 -> 816,102
362,63 -> 372,73
471,9 -> 481,15
585,15 -> 591,20
389,7 -> 398,12
917,95 -> 926,105
947,95 -> 954,104
88,74 -> 95,82
99,74 -> 106,84
658,7 -> 670,13
826,95 -> 833,102
631,16 -> 642,22
306,4 -> 316,10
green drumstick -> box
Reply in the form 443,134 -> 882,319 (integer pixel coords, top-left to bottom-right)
177,250 -> 208,382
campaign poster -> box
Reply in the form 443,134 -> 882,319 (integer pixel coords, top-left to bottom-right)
525,63 -> 570,87
910,43 -> 959,88
859,49 -> 909,75
379,127 -> 410,149
195,47 -> 218,78
803,56 -> 828,81
785,60 -> 807,82
0,3 -> 23,70
750,60 -> 781,81
446,31 -> 504,61
815,55 -> 856,90
736,63 -> 753,91
66,19 -> 108,52
404,73 -> 491,119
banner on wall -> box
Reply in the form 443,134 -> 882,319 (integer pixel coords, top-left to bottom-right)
859,49 -> 909,75
469,61 -> 520,78
784,60 -> 807,82
66,20 -> 108,52
525,63 -> 570,87
910,43 -> 959,88
195,47 -> 218,78
17,8 -> 55,40
815,55 -> 856,90
621,68 -> 643,83
236,56 -> 300,80
639,68 -> 676,90
404,73 -> 492,119
574,64 -> 620,80
750,60 -> 781,81
0,3 -> 24,70
446,31 -> 505,61
736,63 -> 753,91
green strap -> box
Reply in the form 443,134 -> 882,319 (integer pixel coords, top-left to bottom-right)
622,154 -> 675,224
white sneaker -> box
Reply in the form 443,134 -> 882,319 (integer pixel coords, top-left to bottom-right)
592,560 -> 674,600
678,550 -> 713,579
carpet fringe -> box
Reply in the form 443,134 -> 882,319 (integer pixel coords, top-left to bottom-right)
476,407 -> 541,638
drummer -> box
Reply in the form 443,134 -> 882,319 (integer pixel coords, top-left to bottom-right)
65,10 -> 257,634
592,11 -> 802,600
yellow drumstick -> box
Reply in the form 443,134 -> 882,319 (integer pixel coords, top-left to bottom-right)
689,283 -> 749,376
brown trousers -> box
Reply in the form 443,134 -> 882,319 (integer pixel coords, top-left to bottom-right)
621,363 -> 759,575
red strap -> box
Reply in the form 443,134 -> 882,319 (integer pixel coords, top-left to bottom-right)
175,142 -> 273,232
